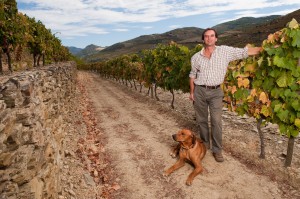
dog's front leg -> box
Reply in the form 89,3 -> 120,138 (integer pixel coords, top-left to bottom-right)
186,164 -> 203,186
163,159 -> 185,176
169,144 -> 180,158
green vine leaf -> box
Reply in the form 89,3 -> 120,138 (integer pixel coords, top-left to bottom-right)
276,73 -> 288,87
277,109 -> 289,122
295,118 -> 300,128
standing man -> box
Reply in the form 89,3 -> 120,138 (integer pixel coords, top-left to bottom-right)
189,28 -> 261,162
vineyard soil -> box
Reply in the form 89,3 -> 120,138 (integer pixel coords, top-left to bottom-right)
61,71 -> 300,199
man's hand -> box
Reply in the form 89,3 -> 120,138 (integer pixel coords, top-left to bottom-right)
189,78 -> 195,103
189,93 -> 195,102
248,47 -> 262,56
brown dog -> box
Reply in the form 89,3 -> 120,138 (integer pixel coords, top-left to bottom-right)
163,129 -> 206,185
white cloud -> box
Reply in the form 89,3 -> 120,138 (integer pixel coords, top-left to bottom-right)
169,25 -> 182,29
113,28 -> 129,32
18,0 -> 300,42
142,26 -> 153,30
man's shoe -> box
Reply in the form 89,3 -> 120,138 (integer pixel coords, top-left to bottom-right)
213,152 -> 224,162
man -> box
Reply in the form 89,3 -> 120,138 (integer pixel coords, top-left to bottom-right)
189,28 -> 261,162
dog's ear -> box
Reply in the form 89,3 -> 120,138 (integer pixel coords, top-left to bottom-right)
192,133 -> 196,145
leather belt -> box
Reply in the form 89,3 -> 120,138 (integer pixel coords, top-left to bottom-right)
199,85 -> 220,89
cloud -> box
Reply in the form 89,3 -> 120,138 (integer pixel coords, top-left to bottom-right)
18,0 -> 300,41
169,25 -> 182,29
142,26 -> 153,30
113,28 -> 129,32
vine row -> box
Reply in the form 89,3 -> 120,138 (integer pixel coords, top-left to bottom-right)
83,19 -> 300,167
0,0 -> 71,73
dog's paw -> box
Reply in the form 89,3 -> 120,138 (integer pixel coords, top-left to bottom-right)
186,180 -> 192,186
169,152 -> 177,158
163,173 -> 170,182
163,172 -> 169,177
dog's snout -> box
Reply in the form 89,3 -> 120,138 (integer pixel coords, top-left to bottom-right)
172,134 -> 177,141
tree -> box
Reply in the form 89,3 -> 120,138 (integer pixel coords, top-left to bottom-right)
0,0 -> 18,72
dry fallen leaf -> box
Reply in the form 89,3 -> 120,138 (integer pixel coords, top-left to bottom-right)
110,183 -> 121,191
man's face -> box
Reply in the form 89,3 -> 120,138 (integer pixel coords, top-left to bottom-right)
203,30 -> 217,46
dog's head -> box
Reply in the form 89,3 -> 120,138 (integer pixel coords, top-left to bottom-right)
172,129 -> 196,146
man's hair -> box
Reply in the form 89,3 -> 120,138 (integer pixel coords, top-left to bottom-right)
202,28 -> 218,40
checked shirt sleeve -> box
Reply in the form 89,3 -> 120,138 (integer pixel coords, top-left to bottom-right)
189,52 -> 201,79
224,46 -> 248,62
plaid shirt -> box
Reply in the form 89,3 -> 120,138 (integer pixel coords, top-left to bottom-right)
189,45 -> 248,86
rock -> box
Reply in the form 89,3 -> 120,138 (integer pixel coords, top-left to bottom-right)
68,189 -> 76,196
0,63 -> 77,198
83,173 -> 96,186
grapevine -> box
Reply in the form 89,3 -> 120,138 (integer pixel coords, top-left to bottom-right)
84,19 -> 300,166
0,0 -> 71,73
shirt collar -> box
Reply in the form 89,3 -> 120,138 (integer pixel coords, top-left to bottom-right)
200,45 -> 219,56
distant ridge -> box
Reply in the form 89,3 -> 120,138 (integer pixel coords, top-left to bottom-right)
67,44 -> 106,57
68,46 -> 82,55
77,9 -> 300,62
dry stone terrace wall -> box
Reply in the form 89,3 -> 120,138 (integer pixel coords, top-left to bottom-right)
0,62 -> 76,199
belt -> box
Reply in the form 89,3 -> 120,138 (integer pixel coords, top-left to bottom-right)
199,85 -> 220,89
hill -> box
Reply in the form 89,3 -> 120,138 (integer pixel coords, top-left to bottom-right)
84,27 -> 204,62
68,44 -> 105,58
212,15 -> 280,34
81,9 -> 300,62
67,46 -> 83,55
215,9 -> 300,47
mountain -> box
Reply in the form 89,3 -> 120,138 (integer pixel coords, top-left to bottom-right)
75,44 -> 105,58
84,27 -> 204,62
80,9 -> 300,62
67,44 -> 105,57
67,46 -> 82,55
214,9 -> 300,47
212,15 -> 280,34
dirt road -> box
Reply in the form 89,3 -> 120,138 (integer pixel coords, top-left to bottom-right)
68,71 -> 299,199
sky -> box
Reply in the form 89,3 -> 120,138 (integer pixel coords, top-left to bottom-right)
17,0 -> 300,49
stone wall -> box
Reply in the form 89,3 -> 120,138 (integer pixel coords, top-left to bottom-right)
0,62 -> 76,199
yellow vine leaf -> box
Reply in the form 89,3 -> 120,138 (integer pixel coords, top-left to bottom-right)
257,57 -> 263,66
280,36 -> 286,43
288,18 -> 299,29
238,77 -> 250,88
250,89 -> 257,97
295,118 -> 300,128
261,105 -> 271,117
259,92 -> 268,104
267,57 -> 272,66
231,85 -> 237,94
267,33 -> 275,43
246,95 -> 254,102
244,63 -> 256,72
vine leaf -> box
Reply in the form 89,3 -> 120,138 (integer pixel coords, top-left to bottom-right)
237,77 -> 250,88
276,72 -> 288,87
288,18 -> 299,29
259,92 -> 268,104
295,118 -> 300,128
277,109 -> 289,122
261,105 -> 271,117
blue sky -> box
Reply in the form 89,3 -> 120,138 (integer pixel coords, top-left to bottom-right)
17,0 -> 300,49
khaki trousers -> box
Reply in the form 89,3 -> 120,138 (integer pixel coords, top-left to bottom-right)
194,85 -> 224,153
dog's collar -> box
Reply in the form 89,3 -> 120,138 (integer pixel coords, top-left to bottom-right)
181,143 -> 195,150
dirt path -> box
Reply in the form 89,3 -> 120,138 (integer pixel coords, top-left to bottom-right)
67,71 -> 300,199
